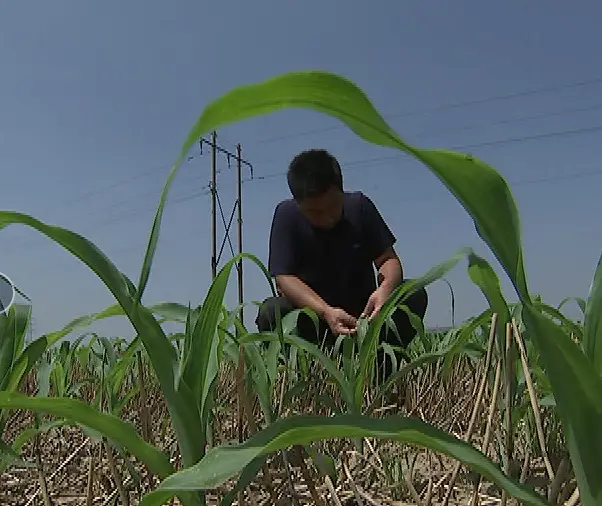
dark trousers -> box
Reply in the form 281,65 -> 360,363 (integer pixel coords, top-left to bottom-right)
255,280 -> 428,380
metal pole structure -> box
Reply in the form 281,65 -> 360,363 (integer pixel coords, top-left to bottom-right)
210,131 -> 217,279
236,143 -> 244,323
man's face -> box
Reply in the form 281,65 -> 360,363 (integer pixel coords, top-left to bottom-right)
298,186 -> 344,230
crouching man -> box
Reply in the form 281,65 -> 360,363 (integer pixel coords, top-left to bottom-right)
256,149 -> 428,378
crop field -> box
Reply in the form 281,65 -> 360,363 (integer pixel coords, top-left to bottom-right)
0,70 -> 600,506
0,309 -> 579,506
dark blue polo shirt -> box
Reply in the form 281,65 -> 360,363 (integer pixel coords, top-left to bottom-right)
268,191 -> 396,317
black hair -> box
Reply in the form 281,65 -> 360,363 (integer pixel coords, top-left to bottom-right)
286,149 -> 343,200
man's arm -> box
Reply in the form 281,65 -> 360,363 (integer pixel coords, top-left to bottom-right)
375,247 -> 403,293
362,194 -> 403,295
274,275 -> 330,319
268,202 -> 330,318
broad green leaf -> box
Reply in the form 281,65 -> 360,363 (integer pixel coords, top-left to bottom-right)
356,247 -> 471,408
0,303 -> 31,391
521,305 -> 602,506
219,456 -> 269,506
141,414 -> 548,506
11,419 -> 66,454
182,72 -> 528,298
366,347 -> 460,414
583,251 -> 602,373
169,70 -> 599,504
467,253 -> 511,337
184,259 -> 232,415
305,446 -> 337,481
240,331 -> 354,410
40,301 -> 193,348
0,392 -> 173,477
135,159 -> 182,305
0,439 -> 34,469
36,353 -> 52,398
183,253 -> 275,437
533,301 -> 583,342
0,211 -> 204,470
466,253 -> 518,433
242,342 -> 274,423
558,296 -> 587,316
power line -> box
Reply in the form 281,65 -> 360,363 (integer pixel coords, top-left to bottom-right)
11,163 -> 602,281
248,100 -> 602,168
6,123 -> 602,258
7,74 -> 601,214
31,99 -> 602,221
244,122 -> 602,184
14,159 -> 602,295
0,187 -> 212,257
11,100 -> 600,226
4,118 -> 602,259
248,74 -> 602,145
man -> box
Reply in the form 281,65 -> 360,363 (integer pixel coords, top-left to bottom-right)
255,149 -> 428,376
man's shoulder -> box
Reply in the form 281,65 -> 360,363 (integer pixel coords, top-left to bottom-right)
273,198 -> 301,223
274,198 -> 298,214
344,190 -> 371,214
344,190 -> 367,205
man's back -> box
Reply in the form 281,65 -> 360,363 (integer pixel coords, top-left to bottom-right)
268,190 -> 395,317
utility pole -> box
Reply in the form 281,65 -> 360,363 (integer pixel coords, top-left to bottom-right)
200,133 -> 253,318
236,143 -> 244,322
210,131 -> 217,279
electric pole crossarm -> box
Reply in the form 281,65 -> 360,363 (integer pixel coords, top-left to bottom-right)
200,136 -> 254,177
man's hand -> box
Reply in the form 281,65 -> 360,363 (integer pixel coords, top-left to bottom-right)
361,286 -> 390,321
324,306 -> 357,335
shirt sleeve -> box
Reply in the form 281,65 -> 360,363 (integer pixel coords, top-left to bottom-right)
268,202 -> 298,277
360,193 -> 396,261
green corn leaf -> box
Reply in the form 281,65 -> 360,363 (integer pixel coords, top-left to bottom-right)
184,259 -> 232,415
140,414 -> 549,506
242,343 -> 274,423
0,211 -> 204,470
241,331 -> 354,410
305,446 -> 337,481
0,439 -> 34,469
443,308 -> 492,370
219,456 -> 269,506
2,336 -> 47,398
466,252 -> 518,401
36,353 -> 52,398
0,392 -> 173,477
12,420 -> 67,453
0,303 -> 32,391
521,305 -> 602,506
583,251 -> 602,373
134,157 -> 182,305
0,304 -> 33,435
168,70 -> 601,504
558,296 -> 587,316
356,248 -> 471,409
467,253 -> 511,337
183,252 -> 273,433
182,72 -> 528,299
367,347 -> 460,414
533,301 -> 584,341
0,419 -> 67,473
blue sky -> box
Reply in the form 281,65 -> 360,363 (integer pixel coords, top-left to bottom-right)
1,1 -> 601,339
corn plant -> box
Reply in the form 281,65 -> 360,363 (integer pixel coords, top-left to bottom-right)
137,71 -> 600,505
0,69 -> 600,506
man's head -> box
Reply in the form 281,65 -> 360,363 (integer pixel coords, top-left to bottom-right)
287,149 -> 344,229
